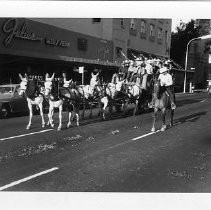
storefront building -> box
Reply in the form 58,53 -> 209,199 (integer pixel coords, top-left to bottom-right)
0,18 -> 116,84
0,18 -> 173,85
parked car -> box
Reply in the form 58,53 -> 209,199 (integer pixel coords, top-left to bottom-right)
0,84 -> 49,118
0,84 -> 29,118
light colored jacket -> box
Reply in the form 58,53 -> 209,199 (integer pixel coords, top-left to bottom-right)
158,73 -> 173,86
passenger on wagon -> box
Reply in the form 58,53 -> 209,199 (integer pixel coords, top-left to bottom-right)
126,60 -> 136,82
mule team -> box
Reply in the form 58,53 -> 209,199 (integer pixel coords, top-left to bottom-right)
18,55 -> 176,132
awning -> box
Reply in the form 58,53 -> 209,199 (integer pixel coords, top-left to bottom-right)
0,48 -> 120,67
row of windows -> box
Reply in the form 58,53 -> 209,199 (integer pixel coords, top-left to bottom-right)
122,18 -> 169,43
91,18 -> 169,42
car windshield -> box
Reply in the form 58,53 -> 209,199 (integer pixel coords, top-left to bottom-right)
0,86 -> 14,95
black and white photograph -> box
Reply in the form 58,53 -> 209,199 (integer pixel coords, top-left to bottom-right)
0,1 -> 211,210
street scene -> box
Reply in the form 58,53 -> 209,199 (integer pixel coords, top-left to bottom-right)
1,18 -> 211,193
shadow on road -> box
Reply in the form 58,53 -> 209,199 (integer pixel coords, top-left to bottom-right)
174,111 -> 207,126
176,99 -> 203,107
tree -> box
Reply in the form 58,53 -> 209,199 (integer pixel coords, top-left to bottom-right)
170,19 -> 201,68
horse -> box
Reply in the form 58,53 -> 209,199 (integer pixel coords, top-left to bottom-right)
59,86 -> 80,128
19,74 -> 45,130
61,73 -> 80,127
76,72 -> 101,119
151,77 -> 174,132
44,75 -> 63,131
124,82 -> 142,116
103,79 -> 127,115
124,74 -> 153,116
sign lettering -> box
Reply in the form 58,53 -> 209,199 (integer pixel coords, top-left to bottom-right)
2,18 -> 70,48
3,19 -> 43,46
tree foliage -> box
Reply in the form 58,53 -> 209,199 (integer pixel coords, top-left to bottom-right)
170,19 -> 209,68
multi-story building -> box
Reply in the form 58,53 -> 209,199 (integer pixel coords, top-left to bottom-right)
34,18 -> 172,61
187,19 -> 211,89
0,18 -> 172,84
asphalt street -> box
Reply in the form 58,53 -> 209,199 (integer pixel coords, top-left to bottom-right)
0,92 -> 211,192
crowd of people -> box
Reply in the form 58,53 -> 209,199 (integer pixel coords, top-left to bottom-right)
112,55 -> 177,109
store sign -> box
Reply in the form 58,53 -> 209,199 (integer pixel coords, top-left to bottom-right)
45,38 -> 70,48
2,18 -> 70,48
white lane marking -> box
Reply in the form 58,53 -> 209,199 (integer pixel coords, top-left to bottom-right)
86,130 -> 163,158
174,122 -> 181,126
200,99 -> 206,103
132,130 -> 160,141
185,116 -> 198,121
0,167 -> 59,191
0,129 -> 54,141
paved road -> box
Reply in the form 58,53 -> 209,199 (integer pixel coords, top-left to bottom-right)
0,92 -> 211,192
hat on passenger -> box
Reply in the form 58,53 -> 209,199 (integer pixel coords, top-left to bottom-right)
160,67 -> 168,74
159,67 -> 168,74
135,56 -> 143,61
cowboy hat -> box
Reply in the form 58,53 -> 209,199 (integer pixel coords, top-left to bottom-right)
159,67 -> 168,74
135,57 -> 143,61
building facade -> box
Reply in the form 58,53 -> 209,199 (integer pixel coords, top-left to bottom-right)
0,18 -> 172,84
33,18 -> 172,61
187,19 -> 211,89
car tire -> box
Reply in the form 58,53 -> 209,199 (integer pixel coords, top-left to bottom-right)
0,105 -> 10,118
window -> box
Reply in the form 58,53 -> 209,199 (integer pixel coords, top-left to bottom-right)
158,28 -> 162,39
129,19 -> 137,36
77,38 -> 88,51
92,18 -> 101,23
149,24 -> 155,37
120,18 -> 125,29
130,18 -> 136,30
116,47 -> 122,58
140,20 -> 146,34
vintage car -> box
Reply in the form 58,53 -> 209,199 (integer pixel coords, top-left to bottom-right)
0,84 -> 29,118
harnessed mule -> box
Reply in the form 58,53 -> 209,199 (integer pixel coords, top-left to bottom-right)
151,77 -> 174,132
123,74 -> 153,116
44,77 -> 63,130
19,74 -> 45,130
76,72 -> 101,119
104,80 -> 127,115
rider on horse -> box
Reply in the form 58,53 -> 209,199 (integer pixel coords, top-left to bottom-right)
148,61 -> 176,109
158,63 -> 176,109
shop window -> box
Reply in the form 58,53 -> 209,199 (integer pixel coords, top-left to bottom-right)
116,47 -> 122,58
77,38 -> 88,51
92,18 -> 101,23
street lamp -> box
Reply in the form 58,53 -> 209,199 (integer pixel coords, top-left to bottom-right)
183,34 -> 211,93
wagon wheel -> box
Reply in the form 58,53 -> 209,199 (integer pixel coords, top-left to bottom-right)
115,103 -> 122,113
